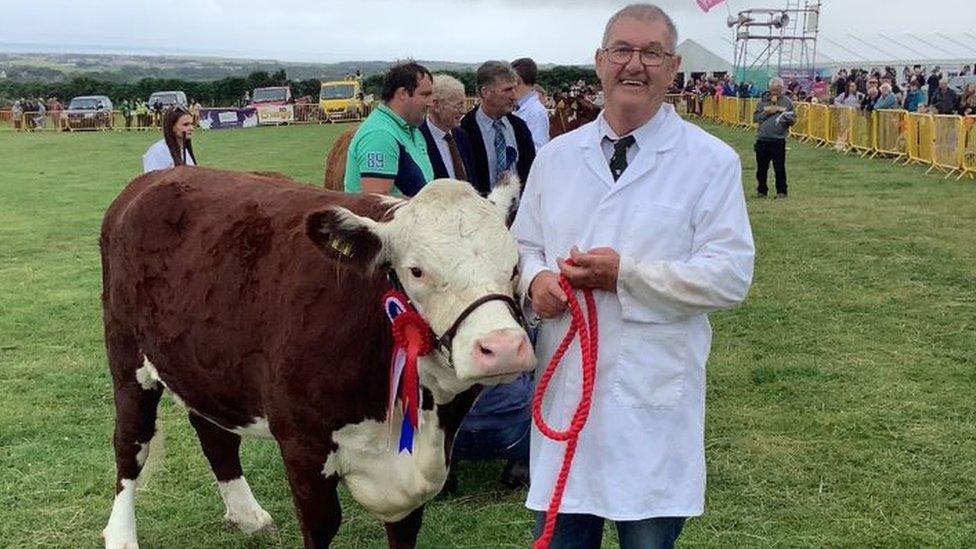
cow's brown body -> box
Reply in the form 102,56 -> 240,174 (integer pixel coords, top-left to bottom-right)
101,167 -> 480,548
323,128 -> 355,192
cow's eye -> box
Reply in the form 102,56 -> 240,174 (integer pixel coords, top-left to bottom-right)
410,267 -> 424,279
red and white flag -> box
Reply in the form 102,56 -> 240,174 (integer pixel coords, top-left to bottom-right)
696,0 -> 726,12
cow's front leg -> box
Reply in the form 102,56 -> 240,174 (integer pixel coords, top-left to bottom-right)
279,440 -> 341,549
384,505 -> 424,549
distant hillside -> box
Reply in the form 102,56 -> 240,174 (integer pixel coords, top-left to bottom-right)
0,51 -> 521,83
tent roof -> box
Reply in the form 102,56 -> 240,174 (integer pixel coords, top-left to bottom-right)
675,38 -> 732,74
693,32 -> 975,72
814,33 -> 976,69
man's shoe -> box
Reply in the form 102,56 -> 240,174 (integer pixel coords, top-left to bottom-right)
500,459 -> 530,489
776,192 -> 788,199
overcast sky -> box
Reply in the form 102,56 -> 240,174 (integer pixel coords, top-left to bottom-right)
2,0 -> 973,65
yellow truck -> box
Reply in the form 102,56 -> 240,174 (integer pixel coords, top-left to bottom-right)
319,79 -> 369,121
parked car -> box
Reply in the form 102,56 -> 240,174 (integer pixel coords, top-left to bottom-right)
63,95 -> 114,130
147,91 -> 188,110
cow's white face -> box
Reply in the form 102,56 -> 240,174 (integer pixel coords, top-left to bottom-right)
306,177 -> 535,400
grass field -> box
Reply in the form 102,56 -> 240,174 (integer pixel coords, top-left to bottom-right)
1,121 -> 974,548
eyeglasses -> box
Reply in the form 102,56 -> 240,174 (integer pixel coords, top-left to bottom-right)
602,46 -> 674,68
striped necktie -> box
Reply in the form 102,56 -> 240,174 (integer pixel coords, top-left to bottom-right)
492,119 -> 508,176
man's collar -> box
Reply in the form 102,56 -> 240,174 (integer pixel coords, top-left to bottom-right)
476,105 -> 504,126
378,103 -> 412,132
517,92 -> 539,110
592,104 -> 679,153
426,115 -> 448,140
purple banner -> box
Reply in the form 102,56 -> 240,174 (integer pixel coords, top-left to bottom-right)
198,107 -> 258,130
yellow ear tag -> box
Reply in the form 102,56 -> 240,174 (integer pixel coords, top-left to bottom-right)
328,235 -> 354,258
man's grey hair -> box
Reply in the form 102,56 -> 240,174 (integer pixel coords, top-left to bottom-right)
768,77 -> 784,88
602,3 -> 679,51
476,61 -> 517,95
431,73 -> 465,102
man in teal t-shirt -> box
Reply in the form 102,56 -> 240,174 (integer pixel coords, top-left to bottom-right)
344,62 -> 435,196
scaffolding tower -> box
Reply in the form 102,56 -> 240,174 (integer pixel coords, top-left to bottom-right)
729,1 -> 821,85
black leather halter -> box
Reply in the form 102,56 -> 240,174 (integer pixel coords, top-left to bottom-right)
385,267 -> 527,365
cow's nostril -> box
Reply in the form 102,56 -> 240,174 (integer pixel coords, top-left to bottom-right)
478,343 -> 495,357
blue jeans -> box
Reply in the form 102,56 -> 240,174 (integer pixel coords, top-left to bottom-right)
451,418 -> 530,461
533,512 -> 686,549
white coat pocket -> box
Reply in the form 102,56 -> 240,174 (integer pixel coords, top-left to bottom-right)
612,327 -> 688,409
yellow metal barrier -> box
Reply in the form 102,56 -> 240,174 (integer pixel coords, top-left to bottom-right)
807,103 -> 830,147
961,117 -> 976,180
929,115 -> 964,177
791,103 -> 810,141
701,96 -> 718,121
717,97 -> 732,125
828,106 -> 855,151
741,98 -> 759,128
904,113 -> 934,166
850,111 -> 875,156
873,109 -> 906,160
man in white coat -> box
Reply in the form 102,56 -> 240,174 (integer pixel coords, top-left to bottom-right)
511,4 -> 755,548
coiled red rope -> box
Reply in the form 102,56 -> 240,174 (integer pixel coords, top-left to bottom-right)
531,276 -> 599,549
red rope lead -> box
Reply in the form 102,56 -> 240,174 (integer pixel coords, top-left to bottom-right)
531,276 -> 599,549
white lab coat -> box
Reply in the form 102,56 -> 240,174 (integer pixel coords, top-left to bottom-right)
142,139 -> 195,173
512,104 -> 754,520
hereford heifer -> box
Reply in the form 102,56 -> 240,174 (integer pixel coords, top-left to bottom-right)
100,167 -> 534,548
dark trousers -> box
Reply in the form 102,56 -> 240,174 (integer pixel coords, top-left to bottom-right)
533,513 -> 686,549
754,138 -> 787,196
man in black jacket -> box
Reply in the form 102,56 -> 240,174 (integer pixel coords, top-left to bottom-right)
419,73 -> 480,189
460,61 -> 536,196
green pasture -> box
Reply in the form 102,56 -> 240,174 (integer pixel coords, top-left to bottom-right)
0,121 -> 974,548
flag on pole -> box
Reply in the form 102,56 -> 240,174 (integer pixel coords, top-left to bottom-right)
696,0 -> 726,12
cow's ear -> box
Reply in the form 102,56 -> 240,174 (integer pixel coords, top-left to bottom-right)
487,172 -> 522,227
305,206 -> 387,272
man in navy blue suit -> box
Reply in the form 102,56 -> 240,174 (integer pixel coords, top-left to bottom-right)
460,61 -> 536,195
419,74 -> 481,190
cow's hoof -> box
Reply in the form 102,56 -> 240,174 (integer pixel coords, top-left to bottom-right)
224,507 -> 275,535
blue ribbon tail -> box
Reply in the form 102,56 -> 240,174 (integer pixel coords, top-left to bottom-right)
398,417 -> 414,454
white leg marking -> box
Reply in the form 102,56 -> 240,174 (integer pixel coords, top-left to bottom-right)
218,477 -> 274,534
103,479 -> 139,549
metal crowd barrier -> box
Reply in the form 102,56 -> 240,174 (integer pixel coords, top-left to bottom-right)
0,103 -> 375,132
792,103 -> 810,141
904,113 -> 935,166
808,103 -> 830,147
930,115 -> 964,176
828,106 -> 855,151
677,94 -> 975,180
873,109 -> 906,161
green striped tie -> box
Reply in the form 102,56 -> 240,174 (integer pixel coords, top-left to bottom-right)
609,135 -> 635,181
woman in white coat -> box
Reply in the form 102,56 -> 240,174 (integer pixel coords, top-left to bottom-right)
512,5 -> 754,548
142,106 -> 198,172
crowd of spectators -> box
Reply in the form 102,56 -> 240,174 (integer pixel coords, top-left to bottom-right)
680,63 -> 976,117
9,97 -> 62,130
